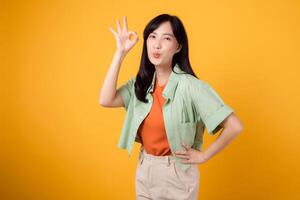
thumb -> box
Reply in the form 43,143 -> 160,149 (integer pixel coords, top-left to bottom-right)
128,31 -> 138,40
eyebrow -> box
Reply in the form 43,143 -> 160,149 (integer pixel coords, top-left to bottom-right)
152,31 -> 174,37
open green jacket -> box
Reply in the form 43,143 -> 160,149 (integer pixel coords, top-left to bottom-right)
117,63 -> 234,171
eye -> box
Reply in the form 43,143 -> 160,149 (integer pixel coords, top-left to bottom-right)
149,35 -> 155,38
165,37 -> 171,40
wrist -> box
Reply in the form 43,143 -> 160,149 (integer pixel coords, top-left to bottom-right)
115,50 -> 126,58
202,152 -> 209,162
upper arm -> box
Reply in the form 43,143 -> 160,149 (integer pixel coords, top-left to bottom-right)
100,77 -> 135,110
190,80 -> 234,135
219,112 -> 243,132
116,77 -> 135,110
104,90 -> 126,108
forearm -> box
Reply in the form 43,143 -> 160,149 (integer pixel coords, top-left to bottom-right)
99,50 -> 126,105
203,127 -> 242,162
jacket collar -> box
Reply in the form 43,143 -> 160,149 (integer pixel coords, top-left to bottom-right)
146,63 -> 184,101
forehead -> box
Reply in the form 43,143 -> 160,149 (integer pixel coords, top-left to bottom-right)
151,21 -> 174,36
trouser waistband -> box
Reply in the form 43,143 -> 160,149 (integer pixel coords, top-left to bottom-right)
138,146 -> 175,166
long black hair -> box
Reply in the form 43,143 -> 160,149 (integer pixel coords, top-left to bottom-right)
135,14 -> 198,103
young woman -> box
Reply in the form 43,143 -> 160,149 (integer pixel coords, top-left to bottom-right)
100,14 -> 243,200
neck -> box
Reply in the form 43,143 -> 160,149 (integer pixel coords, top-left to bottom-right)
154,63 -> 172,86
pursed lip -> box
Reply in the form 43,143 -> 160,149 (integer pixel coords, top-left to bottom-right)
152,52 -> 161,58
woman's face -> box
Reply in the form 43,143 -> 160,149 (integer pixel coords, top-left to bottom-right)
146,21 -> 182,68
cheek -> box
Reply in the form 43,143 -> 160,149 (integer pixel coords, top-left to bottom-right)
146,39 -> 152,47
166,43 -> 178,52
165,46 -> 177,56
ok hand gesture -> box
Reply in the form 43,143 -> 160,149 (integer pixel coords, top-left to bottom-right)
109,16 -> 139,55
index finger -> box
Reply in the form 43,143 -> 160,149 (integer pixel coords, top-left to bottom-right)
123,16 -> 128,32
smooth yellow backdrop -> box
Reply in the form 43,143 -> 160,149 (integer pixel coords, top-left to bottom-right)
1,0 -> 300,199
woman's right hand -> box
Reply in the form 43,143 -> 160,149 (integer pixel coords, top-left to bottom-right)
109,16 -> 139,56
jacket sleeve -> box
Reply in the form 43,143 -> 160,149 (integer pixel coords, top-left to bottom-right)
116,77 -> 135,111
190,80 -> 234,135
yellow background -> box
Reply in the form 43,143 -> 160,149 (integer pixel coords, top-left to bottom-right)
1,0 -> 300,199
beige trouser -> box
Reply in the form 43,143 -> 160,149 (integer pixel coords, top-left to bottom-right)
135,147 -> 200,200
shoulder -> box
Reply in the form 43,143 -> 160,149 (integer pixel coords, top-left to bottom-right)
179,73 -> 208,90
118,76 -> 136,93
179,74 -> 221,101
126,76 -> 136,87
129,76 -> 136,82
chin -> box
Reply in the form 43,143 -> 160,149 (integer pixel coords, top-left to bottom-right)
150,59 -> 163,66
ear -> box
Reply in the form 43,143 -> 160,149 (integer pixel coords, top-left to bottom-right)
176,44 -> 182,53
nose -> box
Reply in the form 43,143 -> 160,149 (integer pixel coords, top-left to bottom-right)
154,41 -> 161,49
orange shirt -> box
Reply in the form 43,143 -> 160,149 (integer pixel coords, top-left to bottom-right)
137,78 -> 172,156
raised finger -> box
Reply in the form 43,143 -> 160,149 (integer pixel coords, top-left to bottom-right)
116,19 -> 121,33
123,16 -> 127,32
109,26 -> 117,37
